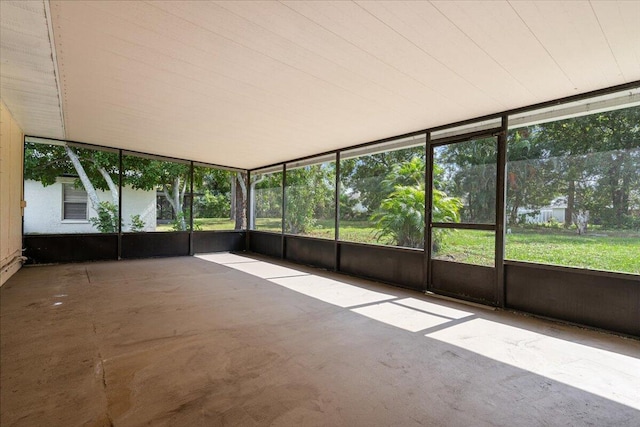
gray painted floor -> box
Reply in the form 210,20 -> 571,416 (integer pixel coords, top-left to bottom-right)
1,253 -> 638,426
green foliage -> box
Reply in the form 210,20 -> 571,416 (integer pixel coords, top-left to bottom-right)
285,164 -> 334,234
341,146 -> 424,215
129,214 -> 145,232
253,172 -> 283,219
371,157 -> 461,248
339,192 -> 368,221
437,137 -> 497,223
507,106 -> 640,230
193,167 -> 233,219
89,201 -> 120,233
171,211 -> 190,231
194,192 -> 230,218
372,186 -> 425,248
24,143 -> 119,190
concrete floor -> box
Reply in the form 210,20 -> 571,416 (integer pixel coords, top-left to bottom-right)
1,253 -> 639,426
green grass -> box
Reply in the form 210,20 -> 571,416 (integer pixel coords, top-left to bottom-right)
435,228 -> 639,273
156,217 -> 236,232
505,228 -> 639,274
157,217 -> 639,274
435,229 -> 495,266
254,218 -> 394,244
253,218 -> 282,232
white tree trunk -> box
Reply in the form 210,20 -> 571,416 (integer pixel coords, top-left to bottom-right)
162,177 -> 187,230
64,146 -> 101,210
97,167 -> 119,207
249,174 -> 265,229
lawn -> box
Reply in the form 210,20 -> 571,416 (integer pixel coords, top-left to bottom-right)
505,228 -> 639,274
156,217 -> 236,231
157,217 -> 639,274
436,228 -> 639,273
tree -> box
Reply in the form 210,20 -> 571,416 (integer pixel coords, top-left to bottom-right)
284,163 -> 334,234
24,143 -> 121,231
372,157 -> 461,248
252,172 -> 282,227
437,137 -> 497,223
340,146 -> 424,218
234,172 -> 248,230
527,106 -> 640,230
506,128 -> 556,225
25,142 -> 198,232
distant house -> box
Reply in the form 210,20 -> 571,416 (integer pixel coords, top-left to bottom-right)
517,197 -> 567,224
24,177 -> 157,234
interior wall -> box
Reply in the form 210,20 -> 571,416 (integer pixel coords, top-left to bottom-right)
1,100 -> 25,285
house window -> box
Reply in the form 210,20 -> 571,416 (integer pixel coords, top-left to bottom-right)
63,183 -> 88,220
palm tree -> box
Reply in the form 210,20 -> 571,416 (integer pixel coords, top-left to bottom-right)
372,157 -> 461,248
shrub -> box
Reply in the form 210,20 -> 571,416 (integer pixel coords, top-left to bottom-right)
129,214 -> 146,232
89,201 -> 120,233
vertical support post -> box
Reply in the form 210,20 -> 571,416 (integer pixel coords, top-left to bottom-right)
495,115 -> 508,307
118,149 -> 123,260
189,161 -> 194,256
281,164 -> 286,259
334,152 -> 341,272
424,135 -> 434,291
246,170 -> 251,252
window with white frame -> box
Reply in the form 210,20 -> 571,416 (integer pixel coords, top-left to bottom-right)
62,183 -> 88,220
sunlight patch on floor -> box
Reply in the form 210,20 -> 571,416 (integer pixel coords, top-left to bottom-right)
393,297 -> 472,319
352,302 -> 464,332
196,253 -> 640,411
198,254 -> 307,279
426,318 -> 640,410
269,275 -> 396,308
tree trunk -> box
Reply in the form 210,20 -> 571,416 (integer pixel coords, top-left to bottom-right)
97,167 -> 119,207
64,146 -> 101,210
249,175 -> 265,229
162,177 -> 187,231
235,172 -> 247,230
565,180 -> 575,228
177,177 -> 186,230
230,176 -> 236,221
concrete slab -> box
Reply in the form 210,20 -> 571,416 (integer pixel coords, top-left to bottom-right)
1,254 -> 639,426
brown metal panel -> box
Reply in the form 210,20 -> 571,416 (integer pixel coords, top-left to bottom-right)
24,234 -> 118,264
249,231 -> 282,258
431,260 -> 497,305
121,232 -> 189,259
339,242 -> 424,291
192,231 -> 246,254
285,235 -> 335,270
505,262 -> 640,337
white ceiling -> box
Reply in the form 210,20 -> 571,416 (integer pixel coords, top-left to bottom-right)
0,1 -> 64,139
2,1 -> 639,169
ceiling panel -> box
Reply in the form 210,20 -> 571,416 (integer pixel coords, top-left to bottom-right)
1,1 -> 639,169
590,1 -> 640,82
0,1 -> 64,139
510,1 -> 622,89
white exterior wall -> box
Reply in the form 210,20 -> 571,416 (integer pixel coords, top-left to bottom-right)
552,208 -> 565,222
24,178 -> 156,234
516,207 -> 567,224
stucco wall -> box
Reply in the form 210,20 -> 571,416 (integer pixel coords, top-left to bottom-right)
24,178 -> 157,234
1,100 -> 24,285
